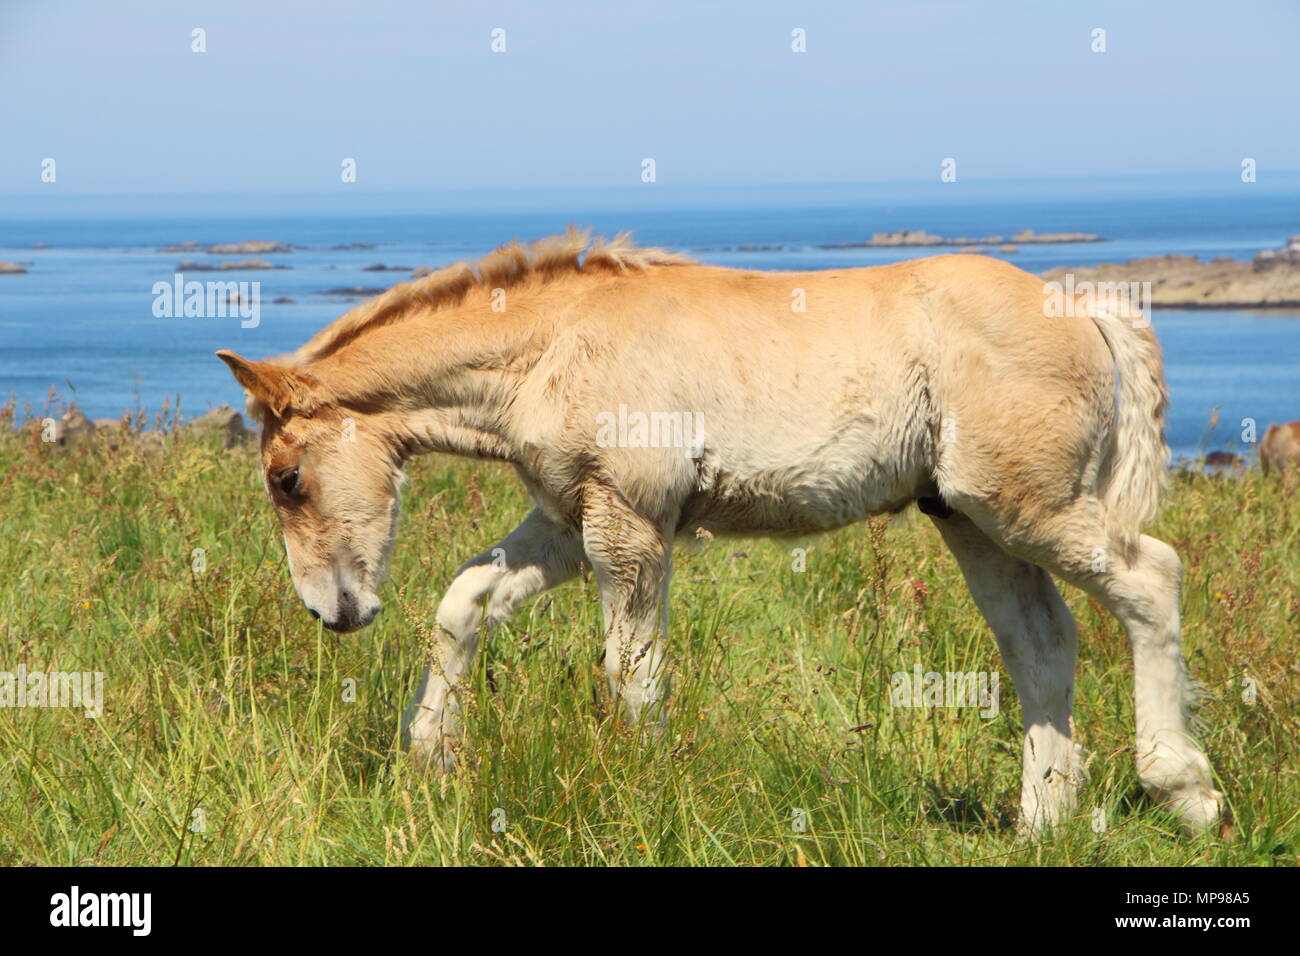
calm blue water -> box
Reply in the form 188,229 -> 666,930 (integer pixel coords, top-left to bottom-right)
2,186 -> 1298,461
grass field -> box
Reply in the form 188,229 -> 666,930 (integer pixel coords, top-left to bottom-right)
1,400 -> 1296,867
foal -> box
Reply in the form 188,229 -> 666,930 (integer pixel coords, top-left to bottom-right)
218,229 -> 1224,835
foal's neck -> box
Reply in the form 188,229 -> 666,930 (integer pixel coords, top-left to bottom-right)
316,307 -> 547,464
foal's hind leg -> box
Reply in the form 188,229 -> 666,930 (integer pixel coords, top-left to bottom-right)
1056,531 -> 1224,832
403,507 -> 584,772
930,513 -> 1086,834
978,505 -> 1224,833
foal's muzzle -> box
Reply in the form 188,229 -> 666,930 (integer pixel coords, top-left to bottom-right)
305,591 -> 381,633
321,601 -> 381,633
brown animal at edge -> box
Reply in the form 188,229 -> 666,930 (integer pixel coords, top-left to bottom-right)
1260,421 -> 1300,474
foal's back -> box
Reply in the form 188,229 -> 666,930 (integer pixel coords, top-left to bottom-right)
531,254 -> 1115,536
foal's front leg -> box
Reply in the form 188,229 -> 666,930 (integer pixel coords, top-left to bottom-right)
402,507 -> 584,771
581,493 -> 674,727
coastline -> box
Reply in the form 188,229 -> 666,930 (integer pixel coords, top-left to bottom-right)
1040,236 -> 1300,310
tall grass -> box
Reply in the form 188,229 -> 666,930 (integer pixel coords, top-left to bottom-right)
0,402 -> 1296,866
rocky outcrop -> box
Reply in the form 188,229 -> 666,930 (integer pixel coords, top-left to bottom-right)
1040,237 -> 1300,308
174,259 -> 288,271
205,240 -> 293,255
43,404 -> 250,452
320,286 -> 388,296
0,261 -> 28,273
825,229 -> 945,248
186,404 -> 249,448
820,228 -> 1102,250
160,239 -> 293,254
51,406 -> 96,445
1007,229 -> 1101,245
1252,235 -> 1300,270
1202,451 -> 1244,467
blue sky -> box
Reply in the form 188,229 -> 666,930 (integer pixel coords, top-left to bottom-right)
1,0 -> 1297,201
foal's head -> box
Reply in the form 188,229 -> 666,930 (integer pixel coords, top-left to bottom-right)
217,350 -> 401,632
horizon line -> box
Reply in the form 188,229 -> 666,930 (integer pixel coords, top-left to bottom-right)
4,168 -> 1300,204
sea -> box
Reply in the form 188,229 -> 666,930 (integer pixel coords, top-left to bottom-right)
2,176 -> 1298,462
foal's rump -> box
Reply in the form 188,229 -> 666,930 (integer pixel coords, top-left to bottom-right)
908,254 -> 1167,558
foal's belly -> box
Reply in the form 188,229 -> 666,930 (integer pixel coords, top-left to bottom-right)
679,454 -> 924,536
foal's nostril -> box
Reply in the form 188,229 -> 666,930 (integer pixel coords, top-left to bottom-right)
309,608 -> 321,620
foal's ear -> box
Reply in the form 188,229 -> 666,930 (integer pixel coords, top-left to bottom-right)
216,350 -> 320,419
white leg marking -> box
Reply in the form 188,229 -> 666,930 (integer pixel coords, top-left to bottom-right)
402,508 -> 583,772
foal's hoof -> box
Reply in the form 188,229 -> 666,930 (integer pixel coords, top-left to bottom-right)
402,716 -> 460,774
1015,810 -> 1075,841
1167,787 -> 1227,836
407,737 -> 459,775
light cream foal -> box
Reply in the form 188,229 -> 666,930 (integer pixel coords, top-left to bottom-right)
217,229 -> 1224,835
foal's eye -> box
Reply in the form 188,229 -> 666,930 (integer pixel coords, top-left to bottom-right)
277,467 -> 301,496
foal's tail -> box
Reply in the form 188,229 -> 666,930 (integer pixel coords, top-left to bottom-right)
1087,307 -> 1171,562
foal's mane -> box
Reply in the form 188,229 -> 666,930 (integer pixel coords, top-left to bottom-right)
285,227 -> 691,367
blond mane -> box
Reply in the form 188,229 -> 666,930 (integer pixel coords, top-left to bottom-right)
283,227 -> 690,367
